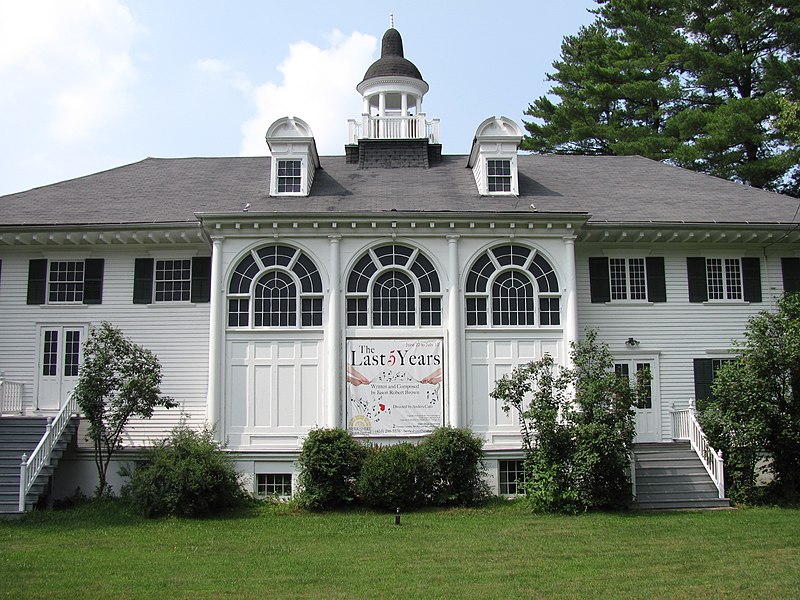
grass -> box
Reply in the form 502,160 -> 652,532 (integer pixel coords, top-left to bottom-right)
1,499 -> 799,599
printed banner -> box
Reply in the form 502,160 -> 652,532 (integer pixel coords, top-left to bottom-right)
346,338 -> 444,436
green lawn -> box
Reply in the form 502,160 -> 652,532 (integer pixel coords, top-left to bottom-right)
1,500 -> 798,599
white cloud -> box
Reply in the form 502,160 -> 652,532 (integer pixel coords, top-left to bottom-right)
0,0 -> 140,143
238,31 -> 377,156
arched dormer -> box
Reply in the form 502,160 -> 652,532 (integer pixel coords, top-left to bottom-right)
467,116 -> 523,196
265,116 -> 320,197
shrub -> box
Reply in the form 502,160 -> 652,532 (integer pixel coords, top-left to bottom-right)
357,443 -> 432,510
123,425 -> 244,518
421,427 -> 489,506
296,428 -> 368,510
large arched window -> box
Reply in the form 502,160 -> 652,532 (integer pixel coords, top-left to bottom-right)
465,244 -> 560,327
346,244 -> 442,327
227,245 -> 323,328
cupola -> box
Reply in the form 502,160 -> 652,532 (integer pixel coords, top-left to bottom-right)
346,22 -> 441,168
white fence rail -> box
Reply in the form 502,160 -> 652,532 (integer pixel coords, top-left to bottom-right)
672,406 -> 725,499
0,375 -> 24,415
348,114 -> 440,144
18,391 -> 78,512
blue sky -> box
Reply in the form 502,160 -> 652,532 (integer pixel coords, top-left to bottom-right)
0,0 -> 597,196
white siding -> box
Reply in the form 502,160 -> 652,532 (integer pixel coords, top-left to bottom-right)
0,246 -> 210,446
576,244 -> 788,441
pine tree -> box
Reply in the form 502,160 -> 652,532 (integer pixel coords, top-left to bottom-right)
523,0 -> 800,194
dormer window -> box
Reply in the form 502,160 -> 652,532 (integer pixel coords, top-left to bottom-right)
277,160 -> 302,193
487,159 -> 512,193
265,117 -> 320,197
467,116 -> 523,196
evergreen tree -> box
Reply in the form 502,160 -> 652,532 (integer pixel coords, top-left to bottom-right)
523,0 -> 800,194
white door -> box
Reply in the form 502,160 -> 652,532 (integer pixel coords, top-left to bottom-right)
615,359 -> 660,443
36,325 -> 86,411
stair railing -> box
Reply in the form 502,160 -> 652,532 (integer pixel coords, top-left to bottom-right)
671,401 -> 725,499
0,372 -> 24,415
18,391 -> 78,512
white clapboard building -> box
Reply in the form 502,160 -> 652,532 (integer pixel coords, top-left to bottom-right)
1,26 -> 799,511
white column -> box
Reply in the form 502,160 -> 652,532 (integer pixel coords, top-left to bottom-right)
378,93 -> 386,117
563,235 -> 578,367
325,235 -> 342,428
446,235 -> 462,427
401,93 -> 409,137
207,236 -> 224,441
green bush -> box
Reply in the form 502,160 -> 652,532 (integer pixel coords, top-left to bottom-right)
296,428 -> 368,510
491,330 -> 638,513
421,427 -> 489,506
357,443 -> 432,510
123,426 -> 244,518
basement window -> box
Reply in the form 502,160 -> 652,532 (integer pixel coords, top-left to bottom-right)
256,473 -> 293,498
499,460 -> 526,495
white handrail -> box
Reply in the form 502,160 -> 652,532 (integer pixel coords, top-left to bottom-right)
672,407 -> 725,499
18,391 -> 78,512
0,375 -> 24,415
348,114 -> 440,144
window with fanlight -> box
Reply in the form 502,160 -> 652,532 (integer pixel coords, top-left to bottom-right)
346,244 -> 442,327
227,245 -> 323,328
465,244 -> 560,327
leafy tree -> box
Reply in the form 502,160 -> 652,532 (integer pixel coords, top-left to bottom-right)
73,321 -> 176,497
491,330 -> 641,513
523,0 -> 800,194
700,293 -> 800,503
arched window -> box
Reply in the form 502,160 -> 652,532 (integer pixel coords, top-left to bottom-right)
227,245 -> 323,328
465,244 -> 560,327
346,244 -> 442,327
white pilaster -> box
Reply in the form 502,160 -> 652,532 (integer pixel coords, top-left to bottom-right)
563,235 -> 578,366
207,236 -> 224,441
446,235 -> 462,427
326,235 -> 342,428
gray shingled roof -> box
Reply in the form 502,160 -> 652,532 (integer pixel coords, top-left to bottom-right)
361,28 -> 424,82
0,154 -> 797,227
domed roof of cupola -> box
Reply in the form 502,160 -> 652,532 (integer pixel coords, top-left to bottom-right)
361,28 -> 424,82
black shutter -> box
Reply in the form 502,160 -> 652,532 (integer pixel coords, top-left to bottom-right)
687,257 -> 707,303
83,259 -> 104,304
693,358 -> 714,402
741,257 -> 761,303
190,256 -> 211,303
645,257 -> 666,302
26,259 -> 48,305
588,257 -> 610,303
133,258 -> 154,304
781,257 -> 800,293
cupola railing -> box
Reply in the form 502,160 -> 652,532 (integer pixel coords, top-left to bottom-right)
348,114 -> 440,145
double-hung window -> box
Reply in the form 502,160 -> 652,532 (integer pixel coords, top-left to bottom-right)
133,257 -> 210,304
589,256 -> 666,303
487,159 -> 512,193
26,258 -> 104,305
276,159 -> 302,193
687,257 -> 761,303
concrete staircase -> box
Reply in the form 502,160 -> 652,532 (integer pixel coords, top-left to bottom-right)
633,442 -> 730,510
0,416 -> 79,514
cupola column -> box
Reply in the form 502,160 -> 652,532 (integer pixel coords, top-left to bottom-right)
378,92 -> 386,117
